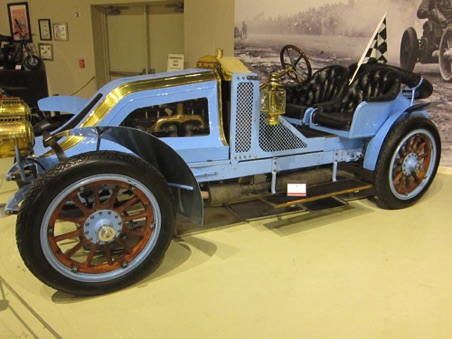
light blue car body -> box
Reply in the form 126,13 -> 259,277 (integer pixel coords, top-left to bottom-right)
4,60 -> 430,225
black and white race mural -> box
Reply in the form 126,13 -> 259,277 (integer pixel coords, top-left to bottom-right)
235,0 -> 452,166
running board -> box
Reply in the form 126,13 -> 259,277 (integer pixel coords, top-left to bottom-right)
260,179 -> 373,209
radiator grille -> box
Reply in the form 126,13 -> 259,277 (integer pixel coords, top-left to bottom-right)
258,113 -> 307,152
234,82 -> 254,153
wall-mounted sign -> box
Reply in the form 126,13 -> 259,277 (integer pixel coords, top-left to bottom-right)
167,54 -> 184,72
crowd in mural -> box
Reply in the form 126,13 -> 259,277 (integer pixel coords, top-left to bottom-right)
238,0 -> 417,38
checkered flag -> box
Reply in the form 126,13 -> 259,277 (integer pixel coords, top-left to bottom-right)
351,13 -> 388,82
365,16 -> 388,63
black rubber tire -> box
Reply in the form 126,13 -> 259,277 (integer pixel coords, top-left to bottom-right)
373,116 -> 440,209
439,26 -> 452,82
23,54 -> 42,71
16,151 -> 175,295
400,27 -> 419,72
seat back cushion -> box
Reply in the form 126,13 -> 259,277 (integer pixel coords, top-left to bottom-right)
340,68 -> 401,112
286,65 -> 350,107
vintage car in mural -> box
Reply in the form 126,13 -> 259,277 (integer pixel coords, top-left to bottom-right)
0,45 -> 441,295
400,11 -> 452,81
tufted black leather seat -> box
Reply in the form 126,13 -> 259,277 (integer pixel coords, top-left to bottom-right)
284,65 -> 350,119
311,67 -> 401,131
349,61 -> 433,100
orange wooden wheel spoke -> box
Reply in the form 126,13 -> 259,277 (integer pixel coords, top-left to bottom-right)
393,171 -> 404,185
103,185 -> 121,209
417,153 -> 427,160
54,228 -> 83,242
92,184 -> 101,207
123,211 -> 149,223
117,195 -> 140,213
406,136 -> 415,151
411,171 -> 421,183
416,142 -> 427,154
71,194 -> 91,216
122,227 -> 146,237
64,241 -> 83,258
114,237 -> 133,254
103,244 -> 114,265
396,175 -> 406,193
56,214 -> 85,225
84,244 -> 99,267
393,164 -> 403,175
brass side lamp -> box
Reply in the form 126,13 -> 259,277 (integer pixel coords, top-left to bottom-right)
260,71 -> 287,125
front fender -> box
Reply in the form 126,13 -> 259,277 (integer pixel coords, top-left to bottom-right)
38,95 -> 89,114
100,127 -> 204,225
363,108 -> 429,171
38,126 -> 204,225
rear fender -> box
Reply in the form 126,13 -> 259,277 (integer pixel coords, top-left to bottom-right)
363,108 -> 429,171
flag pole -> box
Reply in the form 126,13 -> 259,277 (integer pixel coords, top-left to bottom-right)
350,12 -> 388,83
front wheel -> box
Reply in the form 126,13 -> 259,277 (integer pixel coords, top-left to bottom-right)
439,26 -> 452,81
23,54 -> 42,70
16,151 -> 175,295
373,116 -> 441,209
400,27 -> 419,72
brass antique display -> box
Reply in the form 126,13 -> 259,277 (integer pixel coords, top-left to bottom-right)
0,99 -> 34,158
260,70 -> 288,126
150,102 -> 208,135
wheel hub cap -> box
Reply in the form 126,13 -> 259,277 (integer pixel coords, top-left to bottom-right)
98,225 -> 116,242
84,210 -> 123,244
402,153 -> 419,176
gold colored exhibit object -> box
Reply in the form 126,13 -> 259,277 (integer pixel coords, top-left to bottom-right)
197,48 -> 287,126
197,48 -> 251,81
260,71 -> 287,126
0,98 -> 31,121
0,98 -> 35,158
151,102 -> 208,133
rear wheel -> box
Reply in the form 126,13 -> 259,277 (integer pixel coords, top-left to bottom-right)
439,26 -> 452,81
400,27 -> 419,72
373,116 -> 440,209
16,151 -> 175,295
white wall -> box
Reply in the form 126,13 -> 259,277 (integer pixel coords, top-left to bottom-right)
184,0 -> 234,67
0,0 -> 234,98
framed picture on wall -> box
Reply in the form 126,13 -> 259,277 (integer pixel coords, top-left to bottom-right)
38,43 -> 53,60
7,2 -> 32,42
53,23 -> 68,41
38,19 -> 52,40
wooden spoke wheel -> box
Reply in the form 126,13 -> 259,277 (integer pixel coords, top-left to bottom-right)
16,151 -> 175,295
373,117 -> 440,209
439,26 -> 452,81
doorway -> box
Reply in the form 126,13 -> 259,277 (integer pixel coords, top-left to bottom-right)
91,1 -> 184,88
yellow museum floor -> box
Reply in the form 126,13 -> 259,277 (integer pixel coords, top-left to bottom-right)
0,157 -> 451,339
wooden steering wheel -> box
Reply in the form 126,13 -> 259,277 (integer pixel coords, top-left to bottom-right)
280,44 -> 312,84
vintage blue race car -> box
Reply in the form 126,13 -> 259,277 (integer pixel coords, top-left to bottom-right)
0,46 -> 441,295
